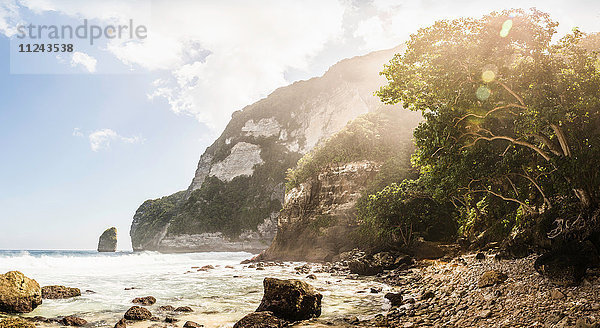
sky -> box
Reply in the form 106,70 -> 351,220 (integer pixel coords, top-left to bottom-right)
0,0 -> 598,250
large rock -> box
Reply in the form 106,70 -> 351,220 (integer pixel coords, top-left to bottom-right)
98,227 -> 117,252
256,278 -> 322,321
61,316 -> 87,326
234,312 -> 284,328
124,306 -> 152,320
348,257 -> 383,276
0,271 -> 42,313
478,270 -> 508,288
42,285 -> 81,299
0,318 -> 35,328
132,296 -> 156,306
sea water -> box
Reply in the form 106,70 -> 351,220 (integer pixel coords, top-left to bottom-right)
0,250 -> 389,327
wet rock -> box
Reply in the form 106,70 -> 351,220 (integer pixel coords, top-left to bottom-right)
132,296 -> 156,306
478,270 -> 508,288
124,287 -> 136,290
233,312 -> 283,328
61,316 -> 87,326
0,271 -> 42,313
42,285 -> 81,299
475,253 -> 485,260
158,305 -> 175,311
183,321 -> 203,328
165,316 -> 178,323
256,278 -> 322,321
197,265 -> 215,272
348,258 -> 383,276
0,317 -> 36,328
372,252 -> 398,270
175,306 -> 193,312
385,292 -> 403,307
371,287 -> 382,293
114,318 -> 126,328
98,227 -> 117,252
124,306 -> 152,320
306,274 -> 317,280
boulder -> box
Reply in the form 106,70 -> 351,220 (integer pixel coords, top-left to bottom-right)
114,318 -> 126,328
132,296 -> 156,306
348,258 -> 383,276
158,305 -> 175,311
183,321 -> 203,328
256,278 -> 322,321
384,293 -> 403,307
372,252 -> 398,270
0,271 -> 43,313
98,227 -> 118,252
534,241 -> 599,286
61,316 -> 87,326
234,312 -> 283,328
0,318 -> 35,328
478,270 -> 508,288
42,285 -> 81,299
124,306 -> 152,320
175,306 -> 193,312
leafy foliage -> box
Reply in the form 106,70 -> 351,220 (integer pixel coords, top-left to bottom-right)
378,9 -> 600,241
285,109 -> 419,190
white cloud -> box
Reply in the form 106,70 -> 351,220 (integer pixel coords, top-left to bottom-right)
88,128 -> 143,152
72,127 -> 84,137
71,52 -> 97,73
0,0 -> 21,37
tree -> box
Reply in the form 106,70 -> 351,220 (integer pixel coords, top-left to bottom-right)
378,9 -> 600,240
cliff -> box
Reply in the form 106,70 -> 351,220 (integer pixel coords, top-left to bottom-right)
130,46 -> 410,252
260,161 -> 381,262
98,227 -> 117,252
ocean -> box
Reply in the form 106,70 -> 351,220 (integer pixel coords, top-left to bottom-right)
0,250 -> 388,327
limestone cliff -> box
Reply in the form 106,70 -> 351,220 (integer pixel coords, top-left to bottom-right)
260,161 -> 381,262
130,46 -> 407,252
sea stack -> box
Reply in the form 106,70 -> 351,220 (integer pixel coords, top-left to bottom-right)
98,227 -> 117,252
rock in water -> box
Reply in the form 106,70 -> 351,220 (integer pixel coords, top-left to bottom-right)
132,296 -> 156,306
61,316 -> 87,326
256,278 -> 322,321
124,306 -> 152,320
384,293 -> 403,307
0,317 -> 36,328
42,285 -> 81,299
0,271 -> 42,313
98,227 -> 118,252
233,312 -> 283,328
348,258 -> 383,276
114,318 -> 126,328
183,321 -> 203,328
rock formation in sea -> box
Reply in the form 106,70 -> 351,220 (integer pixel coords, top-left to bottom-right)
0,271 -> 42,313
98,227 -> 117,252
130,46 -> 413,252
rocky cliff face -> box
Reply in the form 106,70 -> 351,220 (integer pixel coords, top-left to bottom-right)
130,46 -> 405,252
259,161 -> 381,262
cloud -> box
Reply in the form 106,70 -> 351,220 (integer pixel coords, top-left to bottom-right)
71,52 -> 97,73
72,127 -> 84,137
0,0 -> 21,37
88,128 -> 143,152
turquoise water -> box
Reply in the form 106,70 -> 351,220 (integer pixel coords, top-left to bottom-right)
0,250 -> 388,327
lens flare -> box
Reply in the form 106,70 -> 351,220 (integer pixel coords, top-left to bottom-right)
482,70 -> 496,83
476,86 -> 491,101
500,19 -> 513,37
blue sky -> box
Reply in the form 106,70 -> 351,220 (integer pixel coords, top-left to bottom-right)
0,0 -> 598,250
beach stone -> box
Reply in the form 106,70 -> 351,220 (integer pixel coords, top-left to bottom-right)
183,321 -> 203,328
256,278 -> 322,321
348,258 -> 383,276
175,306 -> 193,312
132,296 -> 156,306
478,270 -> 508,288
114,318 -> 126,328
158,305 -> 175,311
98,227 -> 117,252
306,274 -> 317,280
550,290 -> 565,300
165,316 -> 178,323
61,316 -> 87,326
0,317 -> 35,328
233,312 -> 283,328
124,306 -> 152,320
385,292 -> 403,307
0,271 -> 42,313
42,285 -> 81,299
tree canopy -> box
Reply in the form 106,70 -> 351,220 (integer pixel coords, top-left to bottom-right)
378,9 -> 600,241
